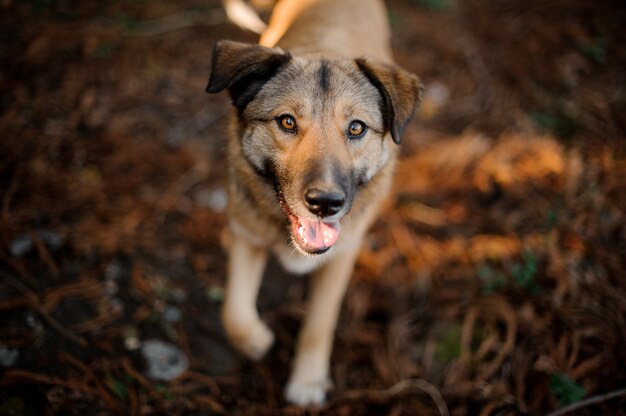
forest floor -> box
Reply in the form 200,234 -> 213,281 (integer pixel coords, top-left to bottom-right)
1,0 -> 625,414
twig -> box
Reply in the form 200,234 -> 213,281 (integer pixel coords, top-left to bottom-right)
145,166 -> 208,230
0,271 -> 87,347
0,296 -> 31,311
128,385 -> 141,416
192,395 -> 225,413
460,296 -> 517,381
42,279 -> 103,311
0,369 -> 122,411
546,387 -> 626,416
58,352 -> 119,409
174,371 -> 221,396
332,378 -> 449,416
120,357 -> 163,402
71,303 -> 123,333
31,233 -> 60,280
0,253 -> 38,287
0,166 -> 19,245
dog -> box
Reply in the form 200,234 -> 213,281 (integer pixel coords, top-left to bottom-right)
206,0 -> 422,406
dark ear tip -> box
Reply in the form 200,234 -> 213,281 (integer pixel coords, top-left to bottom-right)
391,126 -> 402,145
205,83 -> 218,94
206,40 -> 232,94
206,73 -> 221,94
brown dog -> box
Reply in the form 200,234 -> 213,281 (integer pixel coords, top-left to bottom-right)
207,0 -> 422,406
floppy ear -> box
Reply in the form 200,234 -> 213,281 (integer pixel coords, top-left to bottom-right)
206,40 -> 291,112
355,59 -> 423,144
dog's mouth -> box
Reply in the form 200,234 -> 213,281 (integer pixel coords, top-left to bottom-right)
289,214 -> 340,254
278,191 -> 341,255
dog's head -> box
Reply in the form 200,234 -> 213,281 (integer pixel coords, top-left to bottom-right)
207,40 -> 422,255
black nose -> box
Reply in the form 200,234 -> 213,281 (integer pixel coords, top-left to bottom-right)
304,188 -> 345,217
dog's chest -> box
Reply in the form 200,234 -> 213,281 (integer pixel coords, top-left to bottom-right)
272,241 -> 325,275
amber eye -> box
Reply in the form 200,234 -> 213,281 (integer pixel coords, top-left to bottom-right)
347,120 -> 367,139
278,114 -> 297,133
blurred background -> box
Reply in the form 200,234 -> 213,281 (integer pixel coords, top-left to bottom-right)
1,0 -> 625,414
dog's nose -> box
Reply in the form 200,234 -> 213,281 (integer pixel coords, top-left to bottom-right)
304,188 -> 345,217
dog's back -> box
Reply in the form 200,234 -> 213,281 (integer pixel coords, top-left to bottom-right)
260,0 -> 392,62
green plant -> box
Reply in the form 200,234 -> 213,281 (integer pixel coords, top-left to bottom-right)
93,43 -> 115,59
511,251 -> 541,295
546,208 -> 558,229
435,325 -> 461,362
155,384 -> 175,401
118,14 -> 139,31
581,35 -> 608,64
550,373 -> 586,407
529,110 -> 580,139
478,264 -> 506,294
106,376 -> 128,399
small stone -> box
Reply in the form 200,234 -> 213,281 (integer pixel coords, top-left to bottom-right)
9,230 -> 63,258
38,230 -> 63,250
9,235 -> 33,258
124,336 -> 141,351
162,306 -> 182,323
123,326 -> 140,351
25,312 -> 39,328
196,188 -> 228,212
110,298 -> 124,314
0,347 -> 19,367
206,285 -> 225,303
104,280 -> 118,296
105,260 -> 123,280
141,339 -> 189,381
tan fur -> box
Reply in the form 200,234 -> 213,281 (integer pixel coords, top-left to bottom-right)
207,0 -> 422,406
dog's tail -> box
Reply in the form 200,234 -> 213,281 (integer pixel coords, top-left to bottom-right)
223,0 -> 267,34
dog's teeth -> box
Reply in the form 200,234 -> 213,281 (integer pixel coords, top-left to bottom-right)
323,229 -> 333,245
298,225 -> 307,244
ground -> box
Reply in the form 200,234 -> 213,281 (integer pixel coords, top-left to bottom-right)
1,0 -> 625,415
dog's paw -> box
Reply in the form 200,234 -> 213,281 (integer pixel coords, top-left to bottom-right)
284,377 -> 332,406
231,321 -> 275,360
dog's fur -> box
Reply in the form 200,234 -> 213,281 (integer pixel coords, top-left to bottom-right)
207,0 -> 422,406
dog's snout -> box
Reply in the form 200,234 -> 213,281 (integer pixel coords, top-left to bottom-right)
304,188 -> 345,217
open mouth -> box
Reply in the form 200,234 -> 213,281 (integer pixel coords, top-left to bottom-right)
278,191 -> 341,255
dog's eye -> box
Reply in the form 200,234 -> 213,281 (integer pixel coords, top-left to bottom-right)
347,120 -> 367,139
277,114 -> 297,133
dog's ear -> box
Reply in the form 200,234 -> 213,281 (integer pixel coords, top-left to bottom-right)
206,40 -> 291,112
355,59 -> 423,145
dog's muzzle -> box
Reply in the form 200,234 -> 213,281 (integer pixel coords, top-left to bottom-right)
278,186 -> 343,255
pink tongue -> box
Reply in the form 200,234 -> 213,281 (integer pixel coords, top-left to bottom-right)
291,216 -> 340,252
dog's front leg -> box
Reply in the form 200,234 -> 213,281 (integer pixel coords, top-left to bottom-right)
221,234 -> 274,360
285,246 -> 360,406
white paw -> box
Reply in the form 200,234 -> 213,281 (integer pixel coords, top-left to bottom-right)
240,321 -> 275,360
226,320 -> 275,361
284,378 -> 332,406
